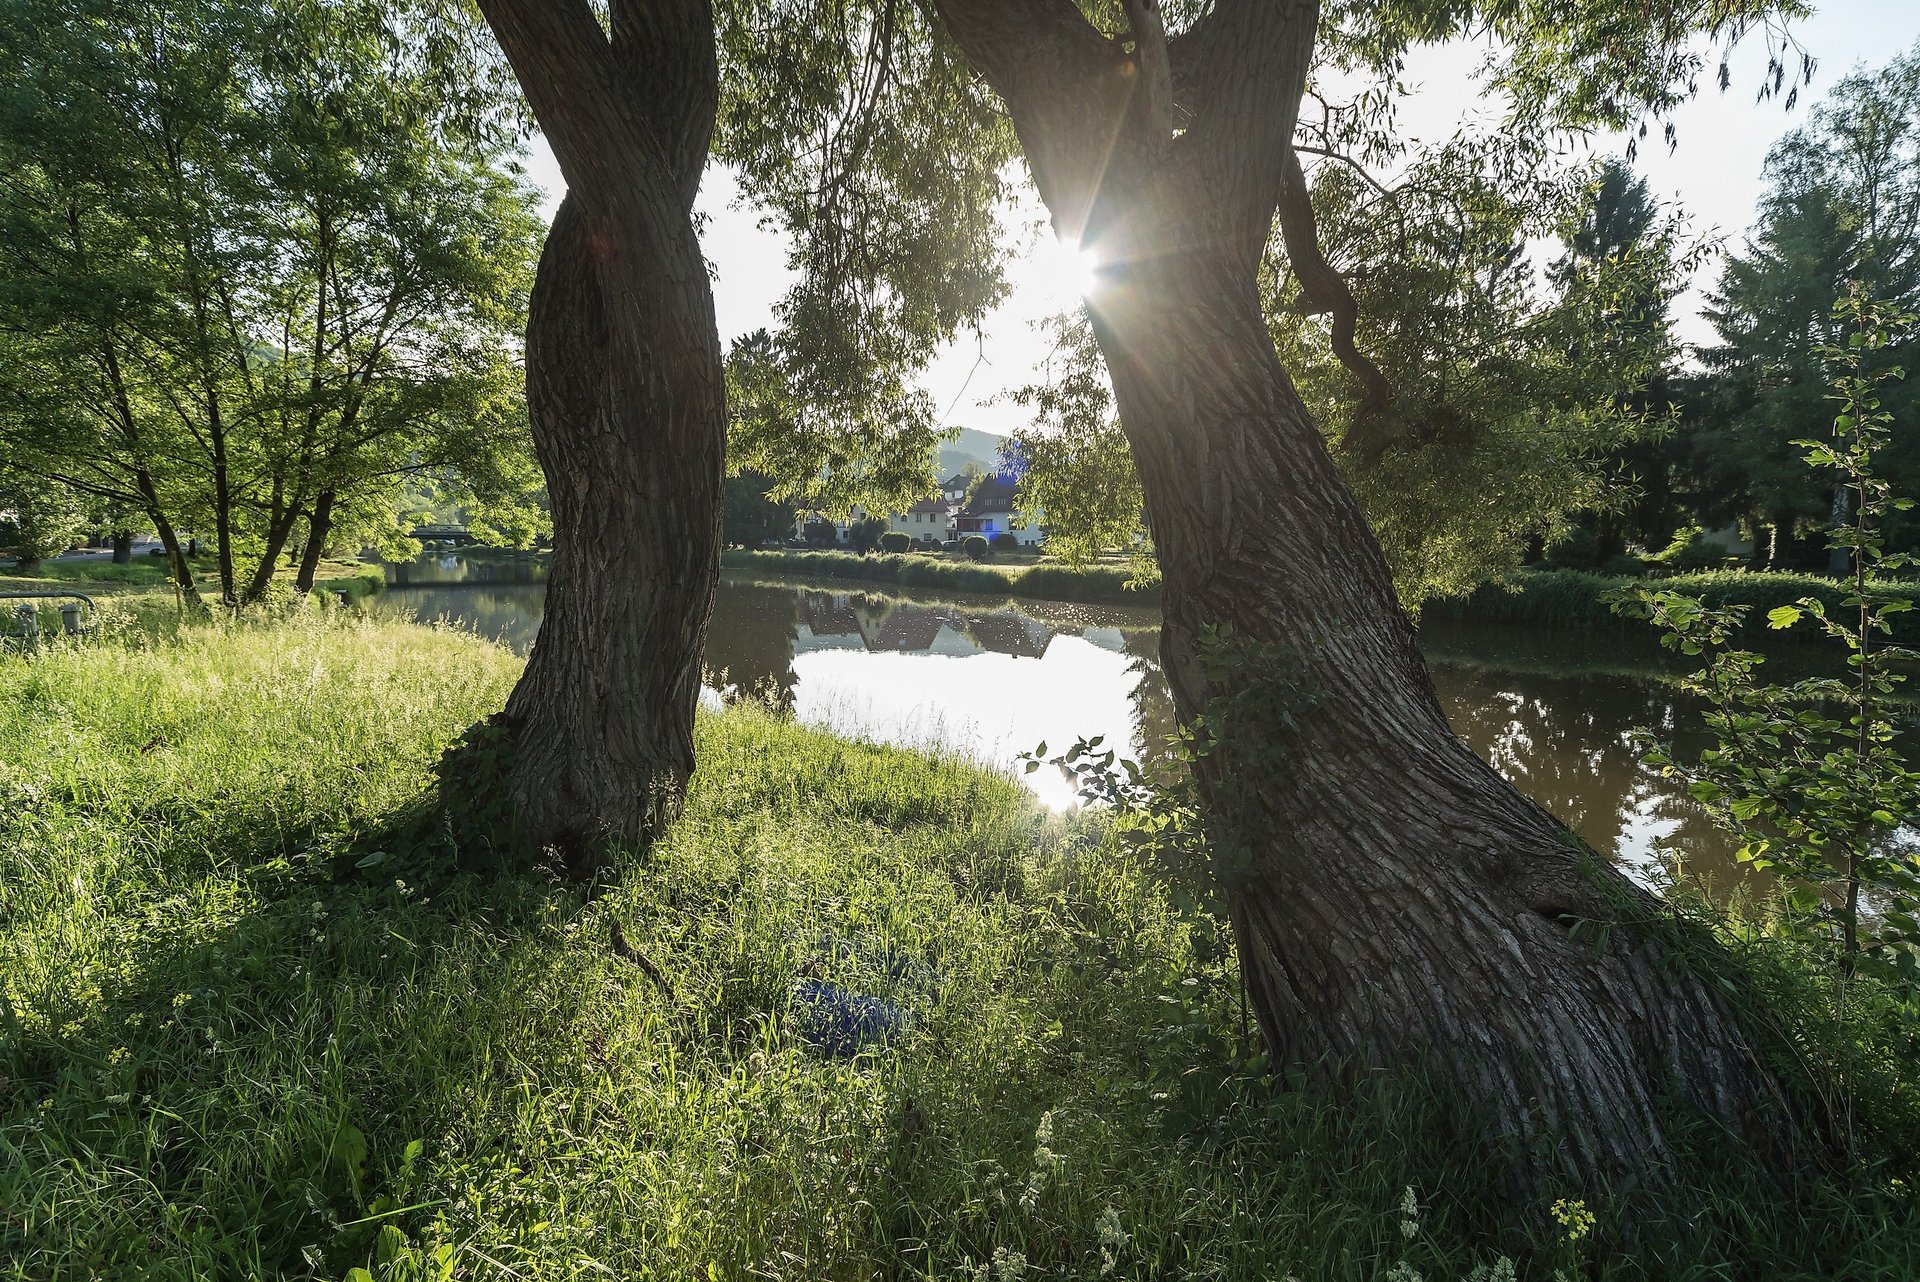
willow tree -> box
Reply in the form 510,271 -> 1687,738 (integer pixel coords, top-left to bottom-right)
912,0 -> 1820,1184
469,0 -> 726,872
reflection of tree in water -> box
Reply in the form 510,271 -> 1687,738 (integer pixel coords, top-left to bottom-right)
1123,628 -> 1183,783
1430,663 -> 1749,887
706,582 -> 804,711
384,586 -> 547,653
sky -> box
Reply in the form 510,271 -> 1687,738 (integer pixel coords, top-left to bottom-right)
520,0 -> 1920,440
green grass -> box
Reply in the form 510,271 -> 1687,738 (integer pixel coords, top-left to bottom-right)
1423,567 -> 1920,643
722,548 -> 1157,607
2,619 -> 1917,1279
0,557 -> 175,586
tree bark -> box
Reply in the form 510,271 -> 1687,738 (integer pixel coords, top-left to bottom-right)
931,0 -> 1806,1186
294,489 -> 336,594
465,0 -> 725,875
111,531 -> 132,564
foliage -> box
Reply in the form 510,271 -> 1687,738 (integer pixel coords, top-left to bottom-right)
4,615 -> 1918,1277
1687,44 -> 1920,563
712,0 -> 1016,520
961,534 -> 990,562
1630,294 -> 1920,1004
1269,143 -> 1702,603
1425,566 -> 1920,643
997,314 -> 1153,577
723,470 -> 797,549
0,0 -> 543,607
0,466 -> 89,566
878,531 -> 911,554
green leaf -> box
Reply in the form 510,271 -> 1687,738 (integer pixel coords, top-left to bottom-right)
1766,605 -> 1803,630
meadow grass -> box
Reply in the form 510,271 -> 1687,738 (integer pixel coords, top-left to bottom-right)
2,618 -> 1917,1280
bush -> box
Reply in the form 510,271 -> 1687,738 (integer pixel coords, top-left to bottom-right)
1422,567 -> 1920,643
961,535 -> 989,561
1541,525 -> 1602,571
989,532 -> 1018,551
879,532 -> 911,554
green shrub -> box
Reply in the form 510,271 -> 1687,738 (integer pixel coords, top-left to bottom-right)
1424,567 -> 1920,643
989,531 -> 1018,552
879,531 -> 911,554
1542,525 -> 1602,571
961,534 -> 989,561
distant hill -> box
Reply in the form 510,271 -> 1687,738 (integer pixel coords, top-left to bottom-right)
937,426 -> 1007,479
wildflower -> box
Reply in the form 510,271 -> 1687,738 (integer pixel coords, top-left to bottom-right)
171,992 -> 193,1008
1550,1198 -> 1595,1244
1467,1260 -> 1518,1282
105,1092 -> 131,1106
107,1046 -> 130,1066
1384,1264 -> 1423,1282
990,1246 -> 1027,1281
1096,1205 -> 1128,1276
1399,1185 -> 1420,1240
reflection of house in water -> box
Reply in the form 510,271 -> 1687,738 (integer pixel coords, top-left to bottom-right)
865,606 -> 982,656
1079,626 -> 1128,654
794,592 -> 866,652
963,611 -> 1051,658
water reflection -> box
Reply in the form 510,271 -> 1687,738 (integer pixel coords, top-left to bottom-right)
373,559 -> 1764,886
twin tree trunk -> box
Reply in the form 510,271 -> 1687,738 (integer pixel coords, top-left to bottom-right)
471,0 -> 726,875
932,0 -> 1805,1186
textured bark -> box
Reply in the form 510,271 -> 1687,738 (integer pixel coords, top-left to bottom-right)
932,0 -> 1807,1185
469,0 -> 724,874
111,531 -> 132,564
293,490 -> 335,595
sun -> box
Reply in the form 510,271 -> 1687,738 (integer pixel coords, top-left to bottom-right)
1027,236 -> 1101,306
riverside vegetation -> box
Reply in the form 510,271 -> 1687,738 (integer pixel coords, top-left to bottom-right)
2,615 -> 1920,1279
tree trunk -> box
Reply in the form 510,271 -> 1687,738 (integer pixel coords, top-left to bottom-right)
930,0 -> 1806,1186
464,0 -> 726,875
294,490 -> 336,594
1828,484 -> 1854,577
111,531 -> 132,564
1100,249 -> 1798,1182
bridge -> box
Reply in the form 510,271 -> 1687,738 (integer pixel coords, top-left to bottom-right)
410,524 -> 479,546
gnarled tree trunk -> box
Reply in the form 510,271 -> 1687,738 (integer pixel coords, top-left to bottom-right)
932,0 -> 1806,1185
468,0 -> 726,875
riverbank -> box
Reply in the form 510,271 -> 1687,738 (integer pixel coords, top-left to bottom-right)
722,547 -> 1157,607
1426,567 -> 1920,643
3,618 -> 1915,1278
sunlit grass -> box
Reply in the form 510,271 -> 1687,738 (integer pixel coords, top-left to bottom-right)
1,617 -> 1915,1279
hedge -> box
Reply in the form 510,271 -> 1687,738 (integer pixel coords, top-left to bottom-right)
1422,567 -> 1920,644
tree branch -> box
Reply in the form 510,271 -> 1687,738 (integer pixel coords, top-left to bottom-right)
1120,0 -> 1172,146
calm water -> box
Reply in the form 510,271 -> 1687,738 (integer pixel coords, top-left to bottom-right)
377,553 -> 1753,887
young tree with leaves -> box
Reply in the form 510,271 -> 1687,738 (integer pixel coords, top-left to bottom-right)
0,0 -> 543,608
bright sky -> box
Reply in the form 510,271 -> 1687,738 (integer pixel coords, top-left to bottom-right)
521,0 -> 1920,441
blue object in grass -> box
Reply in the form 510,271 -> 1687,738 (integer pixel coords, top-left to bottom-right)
792,979 -> 911,1057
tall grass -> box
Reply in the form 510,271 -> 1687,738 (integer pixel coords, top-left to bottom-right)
1,618 -> 1915,1279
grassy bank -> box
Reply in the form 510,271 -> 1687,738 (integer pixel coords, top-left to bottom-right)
723,548 -> 1157,607
1424,567 -> 1920,643
3,620 -> 1917,1279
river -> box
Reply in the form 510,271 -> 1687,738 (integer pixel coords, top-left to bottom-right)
376,552 -> 1761,889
